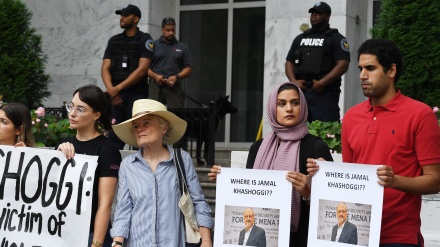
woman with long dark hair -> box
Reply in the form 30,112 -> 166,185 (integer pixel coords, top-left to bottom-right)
0,102 -> 35,147
56,85 -> 121,247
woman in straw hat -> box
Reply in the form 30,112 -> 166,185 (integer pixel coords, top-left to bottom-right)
208,82 -> 333,247
56,85 -> 121,247
110,99 -> 213,247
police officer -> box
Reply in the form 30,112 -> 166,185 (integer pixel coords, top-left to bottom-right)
101,4 -> 154,149
285,2 -> 350,122
148,17 -> 193,108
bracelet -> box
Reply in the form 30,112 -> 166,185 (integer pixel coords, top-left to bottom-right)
92,240 -> 102,247
111,241 -> 123,247
175,73 -> 181,80
302,194 -> 310,202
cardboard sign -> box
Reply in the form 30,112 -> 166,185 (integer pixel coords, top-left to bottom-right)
0,145 -> 98,247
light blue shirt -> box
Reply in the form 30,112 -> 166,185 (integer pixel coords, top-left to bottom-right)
110,146 -> 213,247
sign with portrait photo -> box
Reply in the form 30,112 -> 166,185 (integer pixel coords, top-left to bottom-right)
308,161 -> 384,247
214,167 -> 292,247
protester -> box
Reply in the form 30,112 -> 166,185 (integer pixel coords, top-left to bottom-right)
285,2 -> 350,122
56,85 -> 121,247
209,82 -> 333,247
0,102 -> 34,147
110,99 -> 213,247
308,39 -> 440,246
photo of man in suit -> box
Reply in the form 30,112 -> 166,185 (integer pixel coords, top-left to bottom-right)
238,208 -> 266,247
331,202 -> 358,245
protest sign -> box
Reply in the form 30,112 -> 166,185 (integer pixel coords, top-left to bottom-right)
308,161 -> 383,247
0,145 -> 98,247
214,167 -> 292,247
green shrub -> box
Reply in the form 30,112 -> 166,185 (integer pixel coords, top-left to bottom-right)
30,107 -> 76,147
307,120 -> 341,153
371,0 -> 440,107
0,0 -> 51,109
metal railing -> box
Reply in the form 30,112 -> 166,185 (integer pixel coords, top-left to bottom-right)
168,101 -> 216,167
45,102 -> 67,119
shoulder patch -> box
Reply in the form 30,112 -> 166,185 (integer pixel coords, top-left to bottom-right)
146,39 -> 155,52
340,38 -> 350,52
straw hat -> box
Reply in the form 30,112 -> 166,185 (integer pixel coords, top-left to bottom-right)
112,99 -> 187,148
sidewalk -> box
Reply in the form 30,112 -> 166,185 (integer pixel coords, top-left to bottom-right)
421,194 -> 440,247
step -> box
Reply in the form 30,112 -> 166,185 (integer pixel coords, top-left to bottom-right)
196,167 -> 217,214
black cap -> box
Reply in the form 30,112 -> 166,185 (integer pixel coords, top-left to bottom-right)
308,2 -> 331,15
115,4 -> 141,19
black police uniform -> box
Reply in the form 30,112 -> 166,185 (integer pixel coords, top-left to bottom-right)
103,28 -> 154,149
149,36 -> 193,108
286,24 -> 350,122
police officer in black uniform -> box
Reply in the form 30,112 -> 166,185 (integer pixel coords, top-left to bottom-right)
101,4 -> 154,149
285,2 -> 350,122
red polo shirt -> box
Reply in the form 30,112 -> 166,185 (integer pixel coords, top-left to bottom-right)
342,91 -> 440,245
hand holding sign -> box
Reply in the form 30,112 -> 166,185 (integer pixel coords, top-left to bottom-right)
376,165 -> 395,187
208,165 -> 221,182
286,171 -> 310,198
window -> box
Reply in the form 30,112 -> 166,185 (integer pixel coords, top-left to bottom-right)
180,1 -> 265,144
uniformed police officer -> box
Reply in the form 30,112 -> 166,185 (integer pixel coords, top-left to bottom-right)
148,17 -> 193,108
285,2 -> 350,122
101,4 -> 154,149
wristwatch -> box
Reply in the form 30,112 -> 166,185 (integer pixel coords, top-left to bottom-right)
175,73 -> 181,80
111,241 -> 123,247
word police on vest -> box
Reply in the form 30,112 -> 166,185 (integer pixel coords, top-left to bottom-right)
300,38 -> 325,46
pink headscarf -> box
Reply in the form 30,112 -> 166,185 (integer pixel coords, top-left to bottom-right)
253,82 -> 309,232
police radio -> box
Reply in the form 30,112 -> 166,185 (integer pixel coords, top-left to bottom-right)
294,50 -> 301,65
122,55 -> 128,69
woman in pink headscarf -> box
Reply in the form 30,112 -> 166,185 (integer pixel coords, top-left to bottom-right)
209,82 -> 333,247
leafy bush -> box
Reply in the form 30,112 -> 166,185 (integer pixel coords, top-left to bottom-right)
0,0 -> 51,109
30,107 -> 76,147
371,0 -> 440,107
308,106 -> 440,154
433,106 -> 440,126
307,120 -> 341,153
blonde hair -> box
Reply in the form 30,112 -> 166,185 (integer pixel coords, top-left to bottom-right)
149,115 -> 172,143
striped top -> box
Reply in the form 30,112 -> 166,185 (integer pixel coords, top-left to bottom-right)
111,145 -> 213,247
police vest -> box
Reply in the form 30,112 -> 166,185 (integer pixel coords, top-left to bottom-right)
295,28 -> 337,77
108,34 -> 143,82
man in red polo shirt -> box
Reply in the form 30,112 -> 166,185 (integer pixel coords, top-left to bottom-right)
344,39 -> 440,246
308,39 -> 440,246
